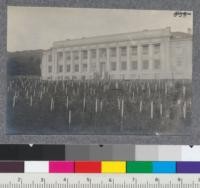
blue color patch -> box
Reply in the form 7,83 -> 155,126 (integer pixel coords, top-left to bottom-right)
152,162 -> 176,173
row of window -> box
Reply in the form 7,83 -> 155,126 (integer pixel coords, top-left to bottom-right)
48,64 -> 87,73
110,60 -> 161,71
48,43 -> 161,62
48,59 -> 161,73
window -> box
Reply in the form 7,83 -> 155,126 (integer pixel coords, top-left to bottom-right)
120,47 -> 127,56
58,65 -> 63,73
99,48 -> 107,58
142,45 -> 149,55
177,59 -> 182,67
82,50 -> 88,59
48,66 -> 52,73
91,49 -> 96,59
57,52 -> 63,62
73,51 -> 79,60
131,61 -> 138,70
91,63 -> 96,71
154,59 -> 161,69
74,64 -> 79,72
100,62 -> 106,72
81,76 -> 86,80
72,76 -> 77,80
58,76 -> 63,80
82,64 -> 87,72
66,64 -> 71,72
110,61 -> 117,71
154,44 -> 161,54
110,47 -> 117,57
142,60 -> 149,70
121,61 -> 127,70
48,55 -> 52,62
176,47 -> 183,56
65,51 -> 71,61
131,46 -> 137,56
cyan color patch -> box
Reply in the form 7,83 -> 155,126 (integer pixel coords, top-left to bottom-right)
153,162 -> 176,173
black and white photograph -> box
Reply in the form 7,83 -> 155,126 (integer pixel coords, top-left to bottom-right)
7,7 -> 193,135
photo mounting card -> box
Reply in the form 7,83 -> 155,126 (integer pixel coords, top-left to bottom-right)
7,7 -> 193,135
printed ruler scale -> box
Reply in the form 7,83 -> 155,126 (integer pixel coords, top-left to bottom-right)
0,174 -> 200,188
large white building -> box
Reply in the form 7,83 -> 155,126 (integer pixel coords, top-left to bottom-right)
41,27 -> 192,80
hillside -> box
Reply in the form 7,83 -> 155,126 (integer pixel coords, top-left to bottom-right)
7,50 -> 43,76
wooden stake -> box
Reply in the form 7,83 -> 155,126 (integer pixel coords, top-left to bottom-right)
183,86 -> 186,97
100,100 -> 103,112
115,81 -> 119,89
160,103 -> 163,116
165,84 -> 168,95
121,98 -> 124,131
40,91 -> 43,100
183,102 -> 186,119
26,90 -> 29,98
66,96 -> 69,110
83,96 -> 86,111
139,101 -> 143,112
69,110 -> 71,128
50,98 -> 54,111
121,99 -> 124,118
117,98 -> 121,110
148,84 -> 151,97
150,101 -> 153,119
95,98 -> 98,113
12,95 -> 16,108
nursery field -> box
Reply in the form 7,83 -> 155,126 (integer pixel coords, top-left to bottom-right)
7,77 -> 192,135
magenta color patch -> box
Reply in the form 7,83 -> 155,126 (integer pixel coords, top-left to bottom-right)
49,161 -> 74,173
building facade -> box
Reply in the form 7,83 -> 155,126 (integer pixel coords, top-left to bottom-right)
41,27 -> 192,80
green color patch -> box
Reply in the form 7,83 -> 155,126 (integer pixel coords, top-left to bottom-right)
126,161 -> 153,173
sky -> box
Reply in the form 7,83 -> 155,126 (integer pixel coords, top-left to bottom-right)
7,6 -> 193,52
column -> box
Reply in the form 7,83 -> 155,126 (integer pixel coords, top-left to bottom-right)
96,47 -> 100,73
63,51 -> 66,76
52,49 -> 57,79
62,49 -> 65,79
127,45 -> 131,73
137,44 -> 142,79
149,44 -> 154,79
56,50 -> 59,75
163,39 -> 170,78
87,48 -> 91,74
70,50 -> 73,79
116,45 -> 121,80
162,41 -> 167,71
116,45 -> 120,71
79,49 -> 82,75
106,47 -> 110,72
42,54 -> 47,79
150,44 -> 154,70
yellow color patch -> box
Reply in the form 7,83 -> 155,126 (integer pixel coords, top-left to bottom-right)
101,161 -> 126,173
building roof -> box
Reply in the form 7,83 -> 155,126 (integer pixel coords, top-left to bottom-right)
171,32 -> 192,39
52,28 -> 192,49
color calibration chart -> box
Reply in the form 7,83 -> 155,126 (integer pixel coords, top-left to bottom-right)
0,161 -> 200,173
0,145 -> 199,161
0,146 -> 200,187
